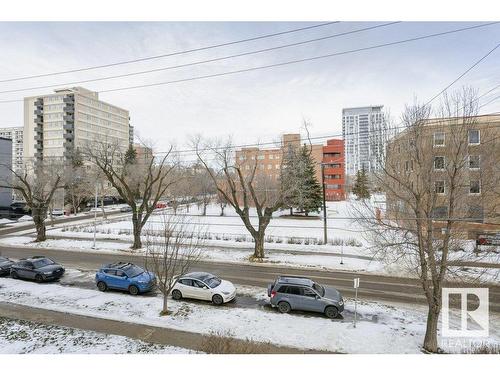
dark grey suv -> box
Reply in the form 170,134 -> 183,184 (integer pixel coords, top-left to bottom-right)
268,275 -> 344,318
10,256 -> 65,282
0,256 -> 14,276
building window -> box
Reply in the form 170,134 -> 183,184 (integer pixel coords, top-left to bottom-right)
257,155 -> 265,160
269,154 -> 274,160
268,164 -> 272,170
468,205 -> 484,223
433,132 -> 445,147
435,181 -> 445,194
469,180 -> 481,194
431,206 -> 448,219
468,129 -> 480,145
239,155 -> 245,161
434,156 -> 445,170
468,155 -> 480,169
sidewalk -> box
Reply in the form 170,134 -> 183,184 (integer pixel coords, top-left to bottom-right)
0,302 -> 330,354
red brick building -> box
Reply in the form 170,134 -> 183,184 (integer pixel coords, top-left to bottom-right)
322,139 -> 345,201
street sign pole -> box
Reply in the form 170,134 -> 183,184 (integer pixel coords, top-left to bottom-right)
321,163 -> 327,245
353,278 -> 360,328
340,240 -> 344,265
92,182 -> 98,249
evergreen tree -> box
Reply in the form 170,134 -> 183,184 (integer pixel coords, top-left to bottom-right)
352,167 -> 371,200
295,145 -> 323,215
124,144 -> 137,165
280,145 -> 300,215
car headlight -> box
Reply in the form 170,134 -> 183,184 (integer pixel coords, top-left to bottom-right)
221,291 -> 232,295
339,300 -> 344,306
44,272 -> 52,275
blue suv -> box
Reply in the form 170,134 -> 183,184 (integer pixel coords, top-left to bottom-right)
95,262 -> 156,295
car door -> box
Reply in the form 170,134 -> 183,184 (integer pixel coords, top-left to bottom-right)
192,279 -> 211,300
103,269 -> 121,289
177,278 -> 197,298
302,287 -> 323,312
19,261 -> 36,279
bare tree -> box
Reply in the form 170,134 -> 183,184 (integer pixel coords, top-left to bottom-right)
0,159 -> 64,241
216,188 -> 229,216
194,137 -> 283,260
144,214 -> 203,315
65,152 -> 93,215
354,88 -> 500,353
84,141 -> 178,249
192,164 -> 217,216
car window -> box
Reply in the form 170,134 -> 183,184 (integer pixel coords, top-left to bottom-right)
312,283 -> 325,297
287,286 -> 302,295
277,285 -> 288,293
193,280 -> 206,288
179,279 -> 193,286
33,258 -> 54,268
303,288 -> 317,298
116,270 -> 125,277
104,269 -> 116,276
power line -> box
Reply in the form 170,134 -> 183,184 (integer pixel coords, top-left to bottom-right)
0,23 -> 401,95
425,42 -> 500,106
0,22 -> 497,105
0,22 -> 340,84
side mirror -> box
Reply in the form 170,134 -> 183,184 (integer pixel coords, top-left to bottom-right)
315,295 -> 320,300
203,286 -> 208,290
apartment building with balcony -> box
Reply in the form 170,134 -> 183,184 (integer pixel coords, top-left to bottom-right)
342,105 -> 387,176
0,126 -> 24,172
23,87 -> 132,163
385,114 -> 500,238
322,139 -> 345,201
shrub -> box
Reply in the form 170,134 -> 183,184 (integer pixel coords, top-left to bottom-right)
200,330 -> 271,354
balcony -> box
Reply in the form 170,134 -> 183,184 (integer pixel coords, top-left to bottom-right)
34,98 -> 43,106
34,151 -> 43,159
34,134 -> 43,141
34,116 -> 43,125
63,115 -> 74,122
35,124 -> 43,133
34,109 -> 43,116
63,151 -> 73,159
63,124 -> 74,131
63,133 -> 74,140
34,143 -> 43,150
64,105 -> 74,113
63,96 -> 74,104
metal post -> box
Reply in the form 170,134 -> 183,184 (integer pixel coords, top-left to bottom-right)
321,163 -> 327,244
92,181 -> 98,249
340,240 -> 344,265
353,277 -> 360,328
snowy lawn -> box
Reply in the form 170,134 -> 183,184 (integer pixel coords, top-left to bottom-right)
1,278 -> 497,353
0,316 -> 194,354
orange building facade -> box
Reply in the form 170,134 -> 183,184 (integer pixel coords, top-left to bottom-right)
322,139 -> 346,201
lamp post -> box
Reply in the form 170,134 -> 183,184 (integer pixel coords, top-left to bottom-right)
321,163 -> 327,245
92,181 -> 98,249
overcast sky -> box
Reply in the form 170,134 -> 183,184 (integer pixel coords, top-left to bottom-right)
0,21 -> 499,154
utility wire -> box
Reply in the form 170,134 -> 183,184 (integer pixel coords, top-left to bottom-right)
0,22 -> 401,95
0,22 -> 340,84
0,22 -> 497,104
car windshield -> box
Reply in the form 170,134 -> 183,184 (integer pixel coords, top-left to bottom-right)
204,277 -> 221,288
312,283 -> 325,297
0,256 -> 8,262
125,265 -> 144,278
33,258 -> 54,268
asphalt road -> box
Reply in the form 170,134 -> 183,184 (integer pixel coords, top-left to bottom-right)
1,244 -> 499,311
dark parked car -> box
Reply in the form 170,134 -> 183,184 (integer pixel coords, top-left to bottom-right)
10,256 -> 65,282
0,256 -> 14,276
95,262 -> 156,295
267,275 -> 344,318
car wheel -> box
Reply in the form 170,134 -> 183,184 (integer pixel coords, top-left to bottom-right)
172,289 -> 182,300
11,271 -> 18,279
97,281 -> 108,292
277,301 -> 291,314
129,285 -> 139,295
212,294 -> 224,305
35,274 -> 43,283
325,306 -> 339,319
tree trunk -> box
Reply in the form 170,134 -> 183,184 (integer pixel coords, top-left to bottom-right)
131,215 -> 142,249
220,205 -> 225,216
289,207 -> 293,216
202,203 -> 207,216
161,293 -> 169,315
100,196 -> 107,219
423,304 -> 440,353
252,231 -> 265,259
32,208 -> 47,242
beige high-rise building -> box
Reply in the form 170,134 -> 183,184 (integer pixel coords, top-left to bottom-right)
0,126 -> 24,171
24,87 -> 132,162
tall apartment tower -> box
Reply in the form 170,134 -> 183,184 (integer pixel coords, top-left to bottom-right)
342,105 -> 386,176
0,126 -> 24,171
23,87 -> 132,163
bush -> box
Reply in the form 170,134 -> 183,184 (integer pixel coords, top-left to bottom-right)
462,344 -> 500,354
200,330 -> 271,354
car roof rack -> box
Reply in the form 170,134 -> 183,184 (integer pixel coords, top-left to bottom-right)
109,262 -> 132,269
31,256 -> 46,259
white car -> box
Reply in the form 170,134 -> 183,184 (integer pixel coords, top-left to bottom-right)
171,272 -> 236,305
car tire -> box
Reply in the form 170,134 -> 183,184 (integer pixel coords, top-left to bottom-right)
129,285 -> 139,296
212,294 -> 224,305
325,306 -> 339,319
35,274 -> 43,283
277,301 -> 291,314
97,281 -> 108,292
11,271 -> 18,279
172,289 -> 182,300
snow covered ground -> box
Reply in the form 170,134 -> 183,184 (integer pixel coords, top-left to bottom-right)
1,277 -> 497,353
0,316 -> 194,354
